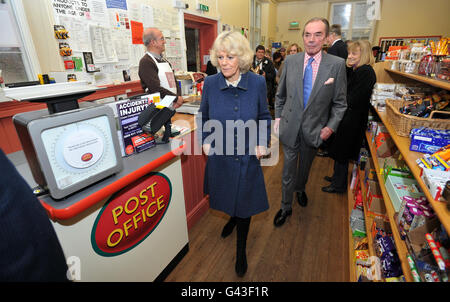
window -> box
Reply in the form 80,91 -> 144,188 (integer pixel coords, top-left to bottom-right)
330,1 -> 376,42
250,0 -> 262,49
0,0 -> 40,84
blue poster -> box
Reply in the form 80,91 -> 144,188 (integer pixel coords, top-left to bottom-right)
105,0 -> 127,10
116,98 -> 156,156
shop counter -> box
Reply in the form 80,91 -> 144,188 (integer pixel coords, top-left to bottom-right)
5,86 -> 208,281
9,140 -> 190,281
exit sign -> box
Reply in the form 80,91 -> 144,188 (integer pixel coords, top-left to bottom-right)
289,21 -> 300,30
197,3 -> 209,12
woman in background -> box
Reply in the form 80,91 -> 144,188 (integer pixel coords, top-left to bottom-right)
323,40 -> 377,193
288,43 -> 301,55
276,43 -> 301,84
197,31 -> 271,277
273,51 -> 283,73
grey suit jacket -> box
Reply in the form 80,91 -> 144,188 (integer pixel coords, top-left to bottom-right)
275,51 -> 347,149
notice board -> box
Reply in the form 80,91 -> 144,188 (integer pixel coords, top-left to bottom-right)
50,0 -> 184,85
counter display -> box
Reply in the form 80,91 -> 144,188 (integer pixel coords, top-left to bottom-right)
11,139 -> 188,281
9,96 -> 190,281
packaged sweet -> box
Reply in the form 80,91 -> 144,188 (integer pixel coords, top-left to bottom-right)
354,237 -> 369,250
407,255 -> 422,282
410,128 -> 450,154
381,256 -> 403,278
425,233 -> 447,271
385,276 -> 405,282
355,250 -> 370,265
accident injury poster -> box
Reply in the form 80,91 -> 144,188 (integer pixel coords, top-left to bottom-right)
116,98 -> 155,156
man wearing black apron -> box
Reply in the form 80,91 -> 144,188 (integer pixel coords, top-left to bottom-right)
139,27 -> 184,109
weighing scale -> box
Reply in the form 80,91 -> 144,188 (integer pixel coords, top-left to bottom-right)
8,82 -> 123,200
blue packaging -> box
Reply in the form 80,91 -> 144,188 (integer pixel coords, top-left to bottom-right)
410,127 -> 450,154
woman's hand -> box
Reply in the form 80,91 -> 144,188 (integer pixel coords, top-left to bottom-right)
255,145 -> 268,160
202,144 -> 211,155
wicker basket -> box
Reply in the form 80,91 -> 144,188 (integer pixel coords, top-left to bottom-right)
385,98 -> 450,137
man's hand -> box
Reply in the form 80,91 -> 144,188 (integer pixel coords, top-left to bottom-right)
273,118 -> 281,135
172,96 -> 184,109
320,126 -> 334,141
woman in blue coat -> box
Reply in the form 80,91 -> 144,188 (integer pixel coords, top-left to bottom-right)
197,31 -> 271,277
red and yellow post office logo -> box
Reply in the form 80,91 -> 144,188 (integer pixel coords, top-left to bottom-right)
91,172 -> 172,257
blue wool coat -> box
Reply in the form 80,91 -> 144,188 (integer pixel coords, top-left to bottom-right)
0,150 -> 68,281
197,71 -> 271,218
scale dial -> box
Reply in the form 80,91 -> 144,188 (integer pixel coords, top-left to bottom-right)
41,115 -> 117,190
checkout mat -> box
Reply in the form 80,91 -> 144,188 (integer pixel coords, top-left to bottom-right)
176,100 -> 201,115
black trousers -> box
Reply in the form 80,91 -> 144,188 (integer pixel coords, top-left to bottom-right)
330,159 -> 349,191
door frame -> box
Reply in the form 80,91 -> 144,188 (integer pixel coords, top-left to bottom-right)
183,13 -> 218,73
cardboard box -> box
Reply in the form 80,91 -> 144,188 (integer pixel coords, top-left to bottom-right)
376,132 -> 396,158
371,217 -> 392,240
366,179 -> 382,196
366,179 -> 387,218
406,216 -> 440,255
381,157 -> 410,181
385,175 -> 425,212
421,168 -> 450,201
367,194 -> 387,218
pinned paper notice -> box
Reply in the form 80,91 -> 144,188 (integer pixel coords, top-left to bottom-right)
156,95 -> 176,108
131,20 -> 143,44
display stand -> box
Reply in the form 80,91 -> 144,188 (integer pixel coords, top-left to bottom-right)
365,130 -> 414,282
7,82 -> 192,281
12,136 -> 189,281
358,61 -> 450,282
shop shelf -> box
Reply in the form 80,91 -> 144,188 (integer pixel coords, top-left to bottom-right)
347,180 -> 357,282
375,110 -> 450,235
385,68 -> 450,91
366,131 -> 414,282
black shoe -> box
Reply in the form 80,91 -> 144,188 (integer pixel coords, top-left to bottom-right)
321,185 -> 346,194
273,208 -> 292,227
296,191 -> 308,207
235,253 -> 248,277
324,176 -> 333,182
221,217 -> 237,238
316,150 -> 329,157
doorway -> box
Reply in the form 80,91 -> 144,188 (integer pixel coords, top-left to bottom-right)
185,28 -> 199,72
184,13 -> 217,73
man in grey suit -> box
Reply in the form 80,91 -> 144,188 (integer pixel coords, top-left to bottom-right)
273,17 -> 347,227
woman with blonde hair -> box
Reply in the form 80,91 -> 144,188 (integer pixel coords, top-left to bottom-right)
288,43 -> 301,55
276,43 -> 302,84
197,31 -> 271,277
322,40 -> 376,193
